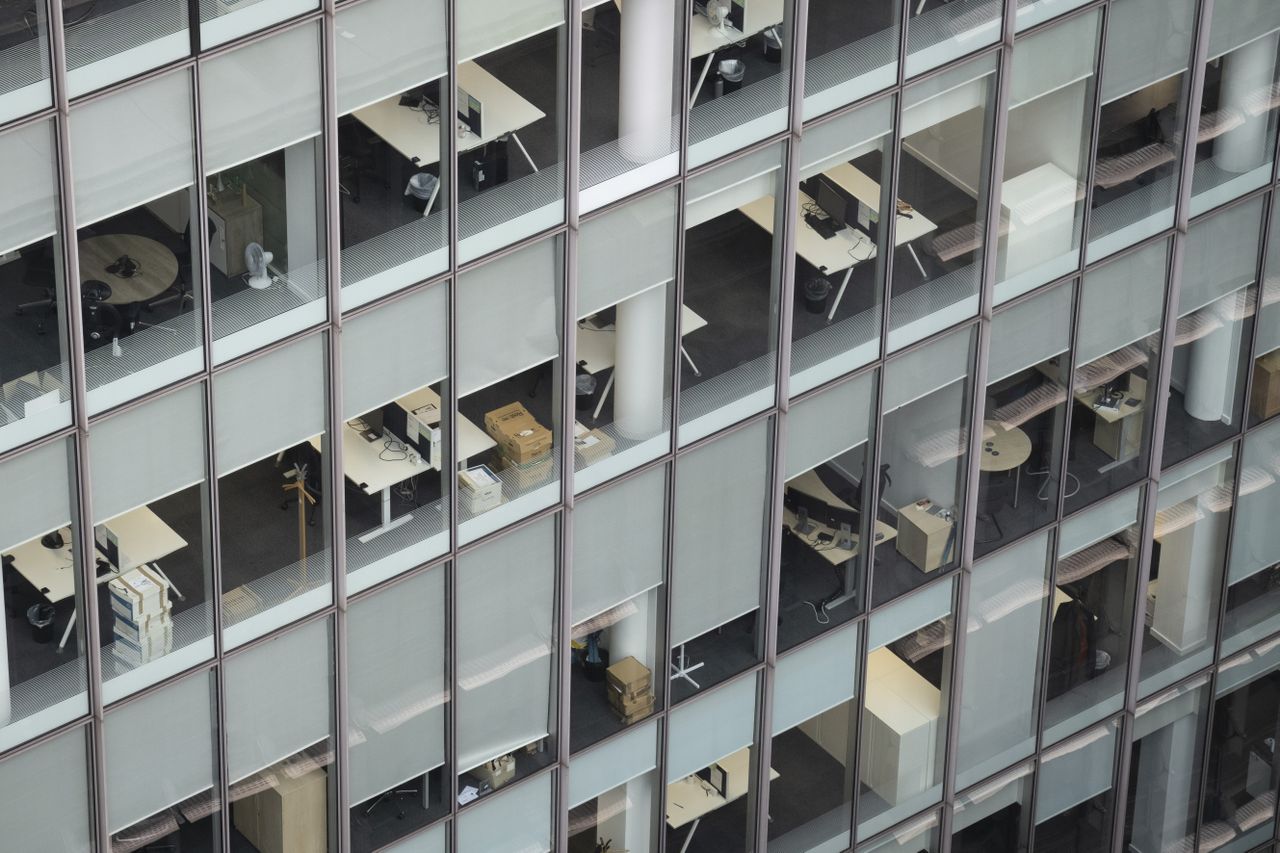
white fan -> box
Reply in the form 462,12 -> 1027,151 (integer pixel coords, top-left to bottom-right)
244,242 -> 274,289
705,0 -> 730,29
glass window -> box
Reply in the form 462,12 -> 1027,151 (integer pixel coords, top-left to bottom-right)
0,118 -> 71,454
456,518 -> 557,793
199,0 -> 319,48
1044,489 -> 1141,745
670,418 -> 771,703
1248,192 -> 1280,428
455,0 -> 566,262
1200,638 -> 1280,851
104,671 -> 219,852
952,763 -> 1032,853
456,237 -> 562,543
858,577 -> 955,839
686,0 -> 792,167
1223,418 -> 1280,655
348,566 -> 447,850
568,720 -> 660,853
1162,199 -> 1263,468
1065,240 -> 1168,514
0,0 -> 50,123
681,142 -> 784,444
873,327 -> 975,606
0,437 -> 88,751
957,532 -> 1051,789
335,0 -> 449,309
1014,0 -> 1090,31
893,55 -> 997,350
1032,719 -> 1120,853
89,382 -> 214,700
64,0 -> 188,97
791,97 -> 893,392
579,0 -> 682,210
767,623 -> 859,851
906,0 -> 999,79
666,672 -> 762,852
212,333 -> 331,648
340,283 -> 450,592
979,284 -> 1072,556
575,188 -> 678,490
202,22 -> 327,364
0,725 -> 92,850
458,772 -> 553,853
995,10 -> 1101,303
858,810 -> 940,852
801,0 -> 898,120
1188,0 -> 1280,217
224,616 -> 336,853
1086,0 -> 1196,261
571,466 -> 666,753
1123,677 -> 1211,853
779,369 -> 877,650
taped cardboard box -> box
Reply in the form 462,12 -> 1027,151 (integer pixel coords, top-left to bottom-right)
485,402 -> 552,464
108,565 -> 170,621
573,427 -> 615,466
606,656 -> 652,698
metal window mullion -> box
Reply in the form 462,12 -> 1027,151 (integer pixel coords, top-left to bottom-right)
1072,2 -> 1109,278
443,0 -> 460,837
1235,191 -> 1277,443
1173,0 -> 1216,234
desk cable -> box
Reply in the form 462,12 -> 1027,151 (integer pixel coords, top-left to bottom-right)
379,436 -> 409,462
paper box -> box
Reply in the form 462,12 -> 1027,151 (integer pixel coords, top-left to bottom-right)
108,565 -> 170,621
612,694 -> 654,725
501,455 -> 554,491
573,427 -> 616,466
459,465 -> 502,513
895,500 -> 956,573
112,611 -> 172,646
1252,351 -> 1280,421
606,656 -> 652,697
472,754 -> 516,791
485,402 -> 553,464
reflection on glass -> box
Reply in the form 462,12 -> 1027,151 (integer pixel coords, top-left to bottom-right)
567,720 -> 660,853
1033,719 -> 1119,853
905,0 -> 999,79
952,763 -> 1032,853
199,0 -> 319,48
64,0 -> 188,97
1223,419 -> 1280,656
0,0 -> 50,124
1249,193 -> 1280,428
458,773 -> 553,853
801,0 -> 898,120
858,809 -> 939,852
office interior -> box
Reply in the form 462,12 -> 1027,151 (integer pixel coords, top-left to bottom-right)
1200,663 -> 1280,849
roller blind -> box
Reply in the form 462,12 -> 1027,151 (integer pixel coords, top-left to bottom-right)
348,568 -> 446,805
1207,0 -> 1280,62
1035,722 -> 1118,823
342,285 -> 448,419
1100,0 -> 1194,103
71,71 -> 193,227
213,333 -> 326,477
224,617 -> 331,783
902,54 -> 997,137
104,673 -> 213,834
457,0 -> 564,64
201,23 -> 323,173
457,238 -> 560,396
772,623 -> 858,735
384,823 -> 446,853
579,187 -> 677,318
90,382 -> 205,522
1058,487 -> 1141,557
785,370 -> 875,478
1180,197 -> 1262,317
1217,635 -> 1280,695
572,465 -> 665,628
0,438 -> 71,550
685,143 -> 783,228
988,284 -> 1071,385
1077,240 -> 1168,365
1008,10 -> 1099,111
459,773 -> 552,853
336,0 -> 448,116
671,420 -> 768,647
0,119 -> 58,255
568,719 -> 658,807
457,518 -> 555,772
869,577 -> 953,650
1229,420 -> 1280,583
800,97 -> 894,181
667,673 -> 758,783
0,728 -> 91,852
882,328 -> 972,414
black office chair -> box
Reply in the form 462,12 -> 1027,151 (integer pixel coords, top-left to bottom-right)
14,242 -> 58,334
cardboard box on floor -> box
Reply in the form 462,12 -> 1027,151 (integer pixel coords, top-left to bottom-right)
485,402 -> 552,464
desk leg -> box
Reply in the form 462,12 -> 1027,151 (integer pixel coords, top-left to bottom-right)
906,243 -> 928,279
679,817 -> 701,853
1013,464 -> 1021,509
915,0 -> 927,14
690,52 -> 715,108
827,266 -> 856,323
593,371 -> 615,421
357,486 -> 414,543
510,133 -> 539,173
58,608 -> 76,653
680,345 -> 702,377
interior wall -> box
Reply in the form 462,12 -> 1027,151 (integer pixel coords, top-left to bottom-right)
1004,82 -> 1089,181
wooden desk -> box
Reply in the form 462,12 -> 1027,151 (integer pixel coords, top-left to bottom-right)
862,647 -> 940,806
666,746 -> 779,845
78,234 -> 179,304
782,469 -> 898,563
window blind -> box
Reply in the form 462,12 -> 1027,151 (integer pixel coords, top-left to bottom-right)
568,719 -> 657,807
1034,722 -> 1118,823
667,673 -> 758,783
342,284 -> 448,420
383,823 -> 446,853
578,187 -> 677,319
0,728 -> 91,852
1058,487 -> 1140,558
685,143 -> 783,228
90,382 -> 205,522
348,567 -> 446,805
224,616 -> 331,783
336,0 -> 448,116
1077,240 -> 1168,365
1180,197 -> 1262,317
457,518 -> 555,772
882,328 -> 972,415
1229,420 -> 1280,584
572,465 -> 665,628
1207,0 -> 1280,62
988,284 -> 1070,385
868,577 -> 953,651
458,773 -> 552,853
800,97 -> 894,181
902,54 -> 997,137
785,370 -> 875,479
457,238 -> 560,396
213,333 -> 326,477
1100,0 -> 1194,103
772,623 -> 858,736
71,71 -> 193,227
200,23 -> 323,174
457,0 -> 564,64
1008,10 -> 1099,111
104,673 -> 213,834
670,419 -> 769,647
0,119 -> 58,255
0,438 -> 71,551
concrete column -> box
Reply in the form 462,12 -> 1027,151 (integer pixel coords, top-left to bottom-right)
284,139 -> 322,297
1184,301 -> 1235,422
608,587 -> 655,671
1131,712 -> 1200,852
1214,32 -> 1280,174
618,0 -> 675,163
614,286 -> 667,439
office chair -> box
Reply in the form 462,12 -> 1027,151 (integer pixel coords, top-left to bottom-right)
14,242 -> 58,334
150,217 -> 213,310
82,281 -> 123,351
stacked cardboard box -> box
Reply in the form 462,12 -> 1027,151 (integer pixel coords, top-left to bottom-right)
606,657 -> 654,725
485,402 -> 553,464
108,565 -> 172,667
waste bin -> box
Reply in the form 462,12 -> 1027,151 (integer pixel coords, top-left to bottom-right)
716,59 -> 746,97
575,372 -> 598,413
27,603 -> 55,644
762,26 -> 783,62
404,172 -> 438,214
803,277 -> 831,314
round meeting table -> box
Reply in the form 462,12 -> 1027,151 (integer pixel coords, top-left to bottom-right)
78,234 -> 179,305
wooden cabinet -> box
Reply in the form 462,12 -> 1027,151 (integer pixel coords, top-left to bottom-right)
208,189 -> 264,279
232,767 -> 327,853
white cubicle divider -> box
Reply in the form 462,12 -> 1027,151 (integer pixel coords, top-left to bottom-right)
457,772 -> 553,853
667,673 -> 758,784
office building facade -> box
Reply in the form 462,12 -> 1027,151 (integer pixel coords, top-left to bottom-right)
1,0 -> 1280,849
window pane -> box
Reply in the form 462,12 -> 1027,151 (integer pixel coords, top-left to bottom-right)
952,764 -> 1032,853
0,725 -> 91,851
1250,192 -> 1280,428
0,0 -> 50,123
1223,418 -> 1280,655
1033,719 -> 1119,853
65,0 -> 189,97
458,772 -> 552,853
858,810 -> 939,852
568,720 -> 659,853
802,0 -> 899,120
200,0 -> 319,48
906,0 -> 1000,78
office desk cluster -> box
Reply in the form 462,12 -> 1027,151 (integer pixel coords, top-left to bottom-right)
666,746 -> 779,853
782,469 -> 898,564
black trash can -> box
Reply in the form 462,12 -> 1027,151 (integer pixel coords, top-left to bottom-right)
803,277 -> 831,314
27,603 -> 55,644
762,27 -> 783,62
716,59 -> 746,97
404,172 -> 438,214
575,372 -> 598,413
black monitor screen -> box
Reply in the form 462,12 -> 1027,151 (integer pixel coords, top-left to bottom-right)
816,177 -> 848,230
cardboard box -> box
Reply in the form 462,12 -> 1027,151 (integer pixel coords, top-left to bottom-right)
459,465 -> 503,513
606,657 -> 652,697
501,455 -> 554,491
895,500 -> 956,572
108,565 -> 170,621
485,402 -> 553,464
1253,351 -> 1280,421
608,686 -> 654,714
573,427 -> 616,466
112,611 -> 172,645
612,694 -> 655,725
472,754 -> 516,790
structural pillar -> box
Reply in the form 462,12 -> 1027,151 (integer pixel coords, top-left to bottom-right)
618,0 -> 675,163
614,287 -> 667,439
1184,296 -> 1236,422
1214,32 -> 1280,174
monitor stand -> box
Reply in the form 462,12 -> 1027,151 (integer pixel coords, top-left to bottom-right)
670,644 -> 704,689
794,505 -> 815,535
835,521 -> 856,551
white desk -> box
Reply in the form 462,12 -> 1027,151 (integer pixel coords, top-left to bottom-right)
683,0 -> 786,104
353,61 -> 546,173
666,746 -> 779,851
396,387 -> 496,464
783,469 -> 898,565
331,421 -> 428,542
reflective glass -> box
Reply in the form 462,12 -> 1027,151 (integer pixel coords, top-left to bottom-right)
1033,719 -> 1120,853
952,763 -> 1032,853
0,725 -> 92,850
801,0 -> 898,120
1248,192 -> 1280,428
905,0 -> 999,79
0,0 -> 51,123
64,0 -> 189,97
568,720 -> 660,853
1223,418 -> 1280,656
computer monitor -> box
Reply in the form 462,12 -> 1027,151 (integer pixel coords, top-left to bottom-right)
783,486 -> 832,532
94,524 -> 120,570
815,176 -> 850,231
457,86 -> 483,136
383,404 -> 414,449
855,198 -> 879,243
